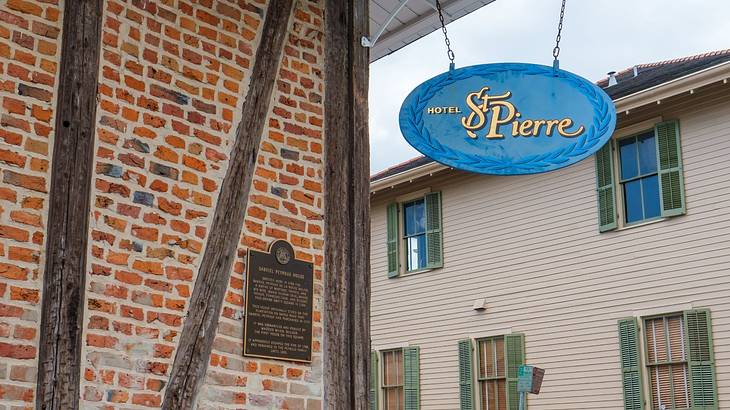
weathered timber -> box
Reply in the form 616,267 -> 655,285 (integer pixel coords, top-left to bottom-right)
323,0 -> 372,409
35,1 -> 104,409
161,1 -> 296,407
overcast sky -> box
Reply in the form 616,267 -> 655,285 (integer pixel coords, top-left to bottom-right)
368,0 -> 730,173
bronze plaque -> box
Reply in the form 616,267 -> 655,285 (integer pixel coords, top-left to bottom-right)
244,240 -> 314,362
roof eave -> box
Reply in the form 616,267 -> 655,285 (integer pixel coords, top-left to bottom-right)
613,60 -> 730,112
370,161 -> 448,194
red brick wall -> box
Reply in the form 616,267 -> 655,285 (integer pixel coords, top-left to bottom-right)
0,0 -> 326,408
198,2 -> 324,408
0,0 -> 62,406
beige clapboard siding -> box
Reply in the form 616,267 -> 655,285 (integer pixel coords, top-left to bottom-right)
370,99 -> 730,409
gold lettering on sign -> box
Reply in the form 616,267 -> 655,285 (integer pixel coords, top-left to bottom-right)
456,86 -> 585,139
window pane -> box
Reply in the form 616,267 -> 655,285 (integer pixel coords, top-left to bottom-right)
638,133 -> 658,174
485,380 -> 496,410
650,365 -> 672,410
667,316 -> 686,362
494,338 -> 505,378
384,387 -> 403,410
383,350 -> 403,387
406,235 -> 426,271
403,200 -> 425,236
479,381 -> 486,410
496,379 -> 507,410
479,340 -> 491,378
480,380 -> 507,410
624,180 -> 643,224
646,318 -> 668,364
642,175 -> 661,220
619,137 -> 639,180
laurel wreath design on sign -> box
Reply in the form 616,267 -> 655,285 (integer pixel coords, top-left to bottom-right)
402,64 -> 614,174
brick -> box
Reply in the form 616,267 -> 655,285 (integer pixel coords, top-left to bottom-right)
132,226 -> 159,242
10,364 -> 36,382
0,302 -> 24,317
0,262 -> 28,280
17,83 -> 52,102
132,393 -> 161,407
87,334 -> 118,348
133,191 -> 154,206
0,224 -> 30,242
10,210 -> 42,226
158,197 -> 182,215
10,286 -> 38,303
7,0 -> 43,16
0,148 -> 27,167
150,84 -> 189,105
0,342 -> 36,359
0,383 -> 34,401
32,20 -> 60,39
116,270 -> 143,285
149,162 -> 179,180
7,246 -> 36,264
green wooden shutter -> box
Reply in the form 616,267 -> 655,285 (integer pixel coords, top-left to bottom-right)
618,318 -> 643,410
370,351 -> 378,410
404,346 -> 420,410
504,333 -> 525,410
685,309 -> 717,409
655,120 -> 686,217
595,141 -> 617,232
424,191 -> 443,269
457,339 -> 474,410
386,203 -> 399,278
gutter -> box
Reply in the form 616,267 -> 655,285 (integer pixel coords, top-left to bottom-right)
371,60 -> 730,194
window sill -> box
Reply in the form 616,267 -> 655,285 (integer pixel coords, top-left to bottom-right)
399,266 -> 440,278
617,217 -> 666,231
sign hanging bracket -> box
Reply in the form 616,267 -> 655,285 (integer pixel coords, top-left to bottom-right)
361,0 -> 411,48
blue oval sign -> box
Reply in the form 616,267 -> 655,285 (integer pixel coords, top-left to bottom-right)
399,63 -> 616,175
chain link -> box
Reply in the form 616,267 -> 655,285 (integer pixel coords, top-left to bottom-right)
435,0 -> 455,68
552,0 -> 566,60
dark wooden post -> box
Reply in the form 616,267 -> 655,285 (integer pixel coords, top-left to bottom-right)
323,0 -> 371,408
161,1 -> 295,407
35,0 -> 104,409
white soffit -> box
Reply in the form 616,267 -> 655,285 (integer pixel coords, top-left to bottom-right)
369,0 -> 497,62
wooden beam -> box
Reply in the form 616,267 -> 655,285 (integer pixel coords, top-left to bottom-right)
161,1 -> 295,407
35,0 -> 104,409
323,0 -> 371,408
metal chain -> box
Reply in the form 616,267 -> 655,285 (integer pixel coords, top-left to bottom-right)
435,0 -> 456,68
552,0 -> 566,61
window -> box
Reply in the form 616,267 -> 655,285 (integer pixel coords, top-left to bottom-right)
644,315 -> 689,409
618,132 -> 661,224
595,120 -> 685,231
477,337 -> 507,410
382,349 -> 404,409
403,199 -> 427,271
370,347 -> 420,410
386,192 -> 442,278
458,334 -> 525,410
618,310 -> 717,410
